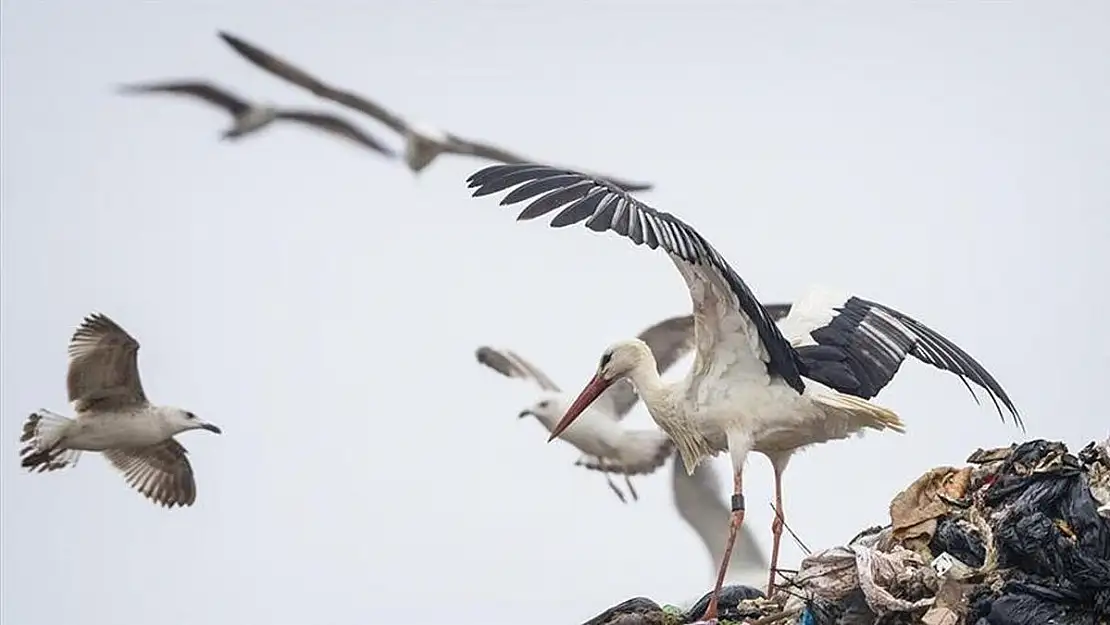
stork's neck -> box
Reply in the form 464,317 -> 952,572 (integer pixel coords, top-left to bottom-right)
623,346 -> 711,475
625,355 -> 678,415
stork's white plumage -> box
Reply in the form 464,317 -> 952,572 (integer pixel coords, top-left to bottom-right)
465,164 -> 1022,624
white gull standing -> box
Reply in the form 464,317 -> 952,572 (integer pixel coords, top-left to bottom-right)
117,79 -> 396,157
465,164 -> 1023,624
216,31 -> 654,193
19,313 -> 222,509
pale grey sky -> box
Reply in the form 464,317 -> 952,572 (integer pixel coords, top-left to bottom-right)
1,3 -> 1108,624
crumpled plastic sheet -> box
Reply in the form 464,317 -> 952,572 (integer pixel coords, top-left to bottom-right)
889,465 -> 973,557
929,517 -> 986,569
791,543 -> 935,616
1079,438 -> 1110,519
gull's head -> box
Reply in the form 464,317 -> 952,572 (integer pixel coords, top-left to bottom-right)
545,339 -> 649,443
165,408 -> 222,436
517,396 -> 566,425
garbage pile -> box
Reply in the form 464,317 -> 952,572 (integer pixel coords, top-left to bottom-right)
580,438 -> 1110,625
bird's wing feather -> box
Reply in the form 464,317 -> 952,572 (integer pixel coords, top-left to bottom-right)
66,313 -> 147,413
475,346 -> 561,392
217,31 -> 410,134
764,303 -> 792,323
273,110 -> 396,156
670,452 -> 768,581
779,286 -> 1022,429
117,80 -> 251,114
442,133 -> 530,163
102,439 -> 197,508
466,164 -> 805,394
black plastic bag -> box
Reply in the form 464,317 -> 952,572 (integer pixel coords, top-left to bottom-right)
965,440 -> 1110,625
679,585 -> 764,623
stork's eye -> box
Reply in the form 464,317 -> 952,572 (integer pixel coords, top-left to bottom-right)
599,352 -> 613,370
186,412 -> 197,420
538,400 -> 551,409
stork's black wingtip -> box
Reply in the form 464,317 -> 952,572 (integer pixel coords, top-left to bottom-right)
467,164 -> 504,181
470,185 -> 499,198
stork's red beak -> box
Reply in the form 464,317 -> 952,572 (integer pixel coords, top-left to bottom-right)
547,373 -> 614,442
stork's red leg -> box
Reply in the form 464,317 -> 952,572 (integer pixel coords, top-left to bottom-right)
767,465 -> 785,596
697,468 -> 745,624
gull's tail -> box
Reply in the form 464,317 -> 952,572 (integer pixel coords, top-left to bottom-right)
614,430 -> 674,475
573,431 -> 674,476
19,410 -> 81,472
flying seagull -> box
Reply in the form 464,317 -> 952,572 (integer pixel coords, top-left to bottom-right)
117,79 -> 395,157
19,313 -> 222,508
216,31 -> 654,192
465,163 -> 1022,623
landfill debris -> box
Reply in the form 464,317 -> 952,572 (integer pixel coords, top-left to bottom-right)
581,597 -> 672,625
889,465 -> 973,559
578,439 -> 1110,625
1079,438 -> 1110,519
680,585 -> 767,623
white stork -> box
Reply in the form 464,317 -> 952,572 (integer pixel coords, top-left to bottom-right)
465,164 -> 1022,624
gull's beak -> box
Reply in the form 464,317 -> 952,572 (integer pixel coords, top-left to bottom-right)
517,410 -> 533,420
199,421 -> 222,435
547,374 -> 613,442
